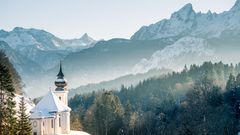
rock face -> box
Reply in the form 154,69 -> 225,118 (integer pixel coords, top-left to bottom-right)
132,37 -> 214,73
131,1 -> 240,40
0,27 -> 96,70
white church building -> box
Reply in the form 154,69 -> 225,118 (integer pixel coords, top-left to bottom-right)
30,62 -> 90,135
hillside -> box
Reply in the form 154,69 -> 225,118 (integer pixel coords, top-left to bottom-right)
69,68 -> 171,98
69,62 -> 240,135
2,1 -> 240,98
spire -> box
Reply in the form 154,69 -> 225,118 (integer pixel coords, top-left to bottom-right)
55,60 -> 67,91
57,61 -> 64,79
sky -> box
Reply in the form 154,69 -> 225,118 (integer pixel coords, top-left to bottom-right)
0,0 -> 236,40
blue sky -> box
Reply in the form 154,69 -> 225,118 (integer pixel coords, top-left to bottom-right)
0,0 -> 236,40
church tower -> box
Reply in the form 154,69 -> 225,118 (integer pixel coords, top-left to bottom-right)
30,61 -> 90,135
54,61 -> 68,105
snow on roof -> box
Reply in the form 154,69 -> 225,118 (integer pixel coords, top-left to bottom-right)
30,110 -> 55,119
30,91 -> 71,118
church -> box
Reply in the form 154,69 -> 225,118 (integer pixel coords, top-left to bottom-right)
30,62 -> 90,135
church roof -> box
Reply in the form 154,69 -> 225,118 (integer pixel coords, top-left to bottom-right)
30,91 -> 71,118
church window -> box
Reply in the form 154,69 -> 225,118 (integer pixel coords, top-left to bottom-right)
59,114 -> 61,127
51,119 -> 53,128
33,121 -> 37,127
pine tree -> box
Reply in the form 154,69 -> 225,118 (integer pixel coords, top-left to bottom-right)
225,74 -> 237,108
226,74 -> 236,91
0,76 -> 5,135
70,111 -> 83,131
123,100 -> 132,134
0,51 -> 18,135
94,91 -> 124,135
17,97 -> 32,135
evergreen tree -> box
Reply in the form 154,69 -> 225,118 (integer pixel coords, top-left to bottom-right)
0,51 -> 18,135
70,111 -> 83,131
226,74 -> 236,91
17,97 -> 32,135
123,100 -> 132,134
225,74 -> 237,108
94,91 -> 124,135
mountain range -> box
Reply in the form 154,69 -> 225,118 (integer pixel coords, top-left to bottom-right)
131,1 -> 240,40
1,0 -> 240,97
0,27 -> 96,71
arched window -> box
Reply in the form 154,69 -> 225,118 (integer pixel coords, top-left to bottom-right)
33,121 -> 37,127
51,119 -> 53,128
59,114 -> 61,127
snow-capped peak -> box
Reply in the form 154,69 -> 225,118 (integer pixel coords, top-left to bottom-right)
230,0 -> 240,11
131,1 -> 240,40
171,3 -> 196,22
13,27 -> 25,32
178,3 -> 194,13
0,27 -> 96,51
80,33 -> 95,43
81,33 -> 89,39
0,27 -> 97,71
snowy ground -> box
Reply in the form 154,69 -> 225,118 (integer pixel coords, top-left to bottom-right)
59,130 -> 90,135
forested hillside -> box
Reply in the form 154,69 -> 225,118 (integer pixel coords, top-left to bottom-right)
69,62 -> 240,135
0,51 -> 32,135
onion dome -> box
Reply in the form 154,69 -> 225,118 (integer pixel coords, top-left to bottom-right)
55,61 -> 67,91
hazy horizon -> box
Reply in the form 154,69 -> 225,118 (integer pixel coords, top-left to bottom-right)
0,0 -> 236,40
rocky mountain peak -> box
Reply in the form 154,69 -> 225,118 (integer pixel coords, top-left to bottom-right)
12,27 -> 27,33
179,3 -> 194,12
171,3 -> 195,21
81,33 -> 90,39
231,0 -> 240,11
80,33 -> 95,42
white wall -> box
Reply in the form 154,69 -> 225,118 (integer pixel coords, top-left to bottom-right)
54,91 -> 68,106
31,111 -> 71,135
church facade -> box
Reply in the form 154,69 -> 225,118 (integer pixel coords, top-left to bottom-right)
30,62 -> 88,135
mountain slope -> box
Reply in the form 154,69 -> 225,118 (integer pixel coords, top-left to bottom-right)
3,1 -> 240,98
0,41 -> 43,79
0,27 -> 96,51
58,38 -> 173,87
0,27 -> 96,70
131,1 -> 240,40
133,37 -> 214,73
68,0 -> 240,98
69,68 -> 171,98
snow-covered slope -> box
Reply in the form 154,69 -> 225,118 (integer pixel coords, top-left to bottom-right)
0,28 -> 97,96
0,27 -> 96,70
131,0 -> 240,40
0,41 -> 43,77
63,33 -> 96,50
0,27 -> 96,51
132,37 -> 214,73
